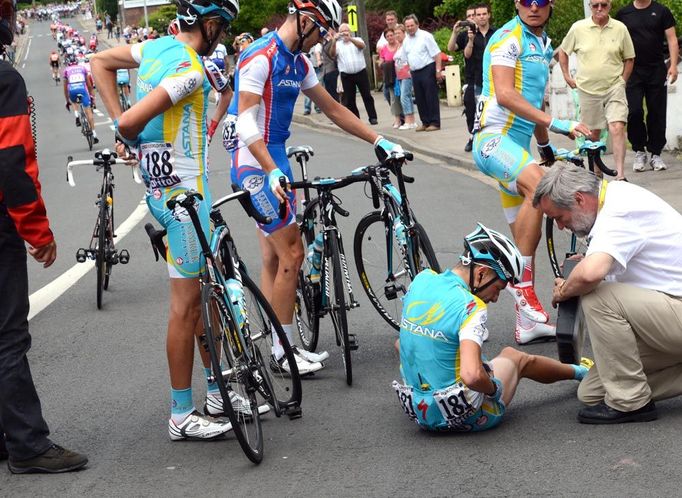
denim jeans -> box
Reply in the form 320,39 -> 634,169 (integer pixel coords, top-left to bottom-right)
399,78 -> 414,115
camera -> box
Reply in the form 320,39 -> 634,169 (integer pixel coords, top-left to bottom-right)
458,20 -> 478,33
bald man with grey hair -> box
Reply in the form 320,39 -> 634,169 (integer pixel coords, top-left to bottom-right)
533,164 -> 682,425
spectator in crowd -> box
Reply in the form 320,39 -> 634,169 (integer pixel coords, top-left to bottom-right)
232,32 -> 253,57
304,41 -> 323,115
320,32 -> 339,101
105,12 -> 112,39
616,0 -> 678,172
329,23 -> 378,124
534,164 -> 682,424
379,28 -> 403,128
402,14 -> 442,132
0,0 -> 88,472
448,6 -> 476,149
394,23 -> 416,130
114,23 -> 121,43
376,10 -> 399,105
559,0 -> 634,181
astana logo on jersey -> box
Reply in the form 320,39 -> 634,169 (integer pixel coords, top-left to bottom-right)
401,301 -> 450,343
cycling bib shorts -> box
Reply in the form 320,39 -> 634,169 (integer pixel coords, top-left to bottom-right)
146,175 -> 212,279
231,144 -> 296,236
472,132 -> 533,224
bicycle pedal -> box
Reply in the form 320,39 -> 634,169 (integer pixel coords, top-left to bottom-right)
384,284 -> 399,301
110,251 -> 119,265
118,249 -> 130,264
75,248 -> 87,263
348,333 -> 359,351
286,405 -> 303,420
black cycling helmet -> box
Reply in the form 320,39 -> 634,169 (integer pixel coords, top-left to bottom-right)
0,0 -> 17,46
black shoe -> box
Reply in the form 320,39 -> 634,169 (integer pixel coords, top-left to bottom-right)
75,117 -> 81,127
8,444 -> 88,474
464,138 -> 473,152
303,110 -> 311,115
369,119 -> 378,125
577,400 -> 657,425
93,136 -> 100,144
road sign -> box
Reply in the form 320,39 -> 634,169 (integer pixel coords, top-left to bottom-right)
347,5 -> 358,33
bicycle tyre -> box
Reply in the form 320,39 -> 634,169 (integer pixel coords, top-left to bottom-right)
96,193 -> 107,309
354,211 -> 440,331
81,109 -> 93,151
328,230 -> 352,386
103,186 -> 114,290
201,283 -> 264,464
408,221 -> 441,276
241,272 -> 303,416
545,216 -> 589,279
295,197 -> 321,352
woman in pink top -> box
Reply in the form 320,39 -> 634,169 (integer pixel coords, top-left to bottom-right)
379,28 -> 403,128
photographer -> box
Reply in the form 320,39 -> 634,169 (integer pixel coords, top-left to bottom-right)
448,3 -> 495,151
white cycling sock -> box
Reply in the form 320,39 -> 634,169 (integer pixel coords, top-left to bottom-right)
271,323 -> 295,361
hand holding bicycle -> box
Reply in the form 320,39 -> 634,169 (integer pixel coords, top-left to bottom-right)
268,167 -> 287,204
374,135 -> 405,163
549,118 -> 590,140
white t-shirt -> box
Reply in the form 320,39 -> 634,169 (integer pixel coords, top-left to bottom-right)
586,181 -> 682,296
401,29 -> 440,71
335,37 -> 366,74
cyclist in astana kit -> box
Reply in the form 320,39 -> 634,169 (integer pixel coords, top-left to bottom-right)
393,224 -> 591,432
472,0 -> 590,344
91,0 -> 245,441
227,0 -> 403,374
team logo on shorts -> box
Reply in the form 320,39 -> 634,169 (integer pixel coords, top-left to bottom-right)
153,189 -> 162,200
176,257 -> 184,265
480,137 -> 501,158
243,174 -> 265,193
476,415 -> 488,426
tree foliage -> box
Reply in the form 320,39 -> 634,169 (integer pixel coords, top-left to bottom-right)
147,4 -> 177,34
367,0 -> 442,22
96,0 -> 119,23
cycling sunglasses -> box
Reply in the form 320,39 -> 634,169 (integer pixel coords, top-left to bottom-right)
302,12 -> 328,38
517,0 -> 552,7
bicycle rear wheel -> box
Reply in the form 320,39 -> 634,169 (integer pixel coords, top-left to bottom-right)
354,211 -> 440,331
295,198 -> 321,352
81,110 -> 93,151
327,230 -> 352,386
241,272 -> 303,417
102,186 -> 114,290
545,216 -> 589,279
201,283 -> 263,464
96,194 -> 107,309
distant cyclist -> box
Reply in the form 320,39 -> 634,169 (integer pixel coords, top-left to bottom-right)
115,67 -> 131,108
227,0 -> 404,374
393,224 -> 591,432
471,0 -> 590,344
63,54 -> 98,143
91,0 -> 243,441
49,49 -> 60,81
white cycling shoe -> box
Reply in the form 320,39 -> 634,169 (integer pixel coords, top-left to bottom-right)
168,410 -> 232,441
515,320 -> 557,345
507,283 -> 550,324
204,392 -> 271,418
271,350 -> 324,376
292,346 -> 329,363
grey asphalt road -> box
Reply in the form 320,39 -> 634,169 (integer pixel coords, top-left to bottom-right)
4,22 -> 682,498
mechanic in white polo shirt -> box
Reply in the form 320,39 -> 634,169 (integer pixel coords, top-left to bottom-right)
401,13 -> 442,132
329,22 -> 378,124
533,164 -> 682,425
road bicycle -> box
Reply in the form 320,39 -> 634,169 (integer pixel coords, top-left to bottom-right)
144,186 -> 303,463
118,83 -> 130,112
542,140 -> 615,279
73,94 -> 94,150
352,153 -> 441,331
284,156 -> 370,386
541,141 -> 614,365
66,149 -> 141,309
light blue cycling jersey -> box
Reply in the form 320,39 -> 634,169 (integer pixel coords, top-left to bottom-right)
395,269 -> 505,432
474,16 -> 553,147
116,68 -> 130,85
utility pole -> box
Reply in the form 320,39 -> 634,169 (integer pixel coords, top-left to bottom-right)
354,0 -> 374,87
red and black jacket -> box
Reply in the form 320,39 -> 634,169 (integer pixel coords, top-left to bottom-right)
0,60 -> 53,248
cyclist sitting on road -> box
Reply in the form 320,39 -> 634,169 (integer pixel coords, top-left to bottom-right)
471,0 -> 590,345
63,54 -> 98,143
393,224 -> 591,432
227,0 -> 404,375
91,0 -> 245,441
49,49 -> 60,81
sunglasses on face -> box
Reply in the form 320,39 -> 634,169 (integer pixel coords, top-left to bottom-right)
302,13 -> 328,38
591,2 -> 609,8
517,0 -> 552,7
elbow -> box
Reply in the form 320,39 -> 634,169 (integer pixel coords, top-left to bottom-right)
117,113 -> 136,139
496,90 -> 513,108
459,367 -> 483,388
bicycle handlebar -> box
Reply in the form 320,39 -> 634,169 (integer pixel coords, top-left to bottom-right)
166,188 -> 273,225
66,149 -> 142,187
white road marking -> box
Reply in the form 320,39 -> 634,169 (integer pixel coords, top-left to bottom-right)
95,118 -> 113,127
28,201 -> 148,320
22,63 -> 25,68
94,109 -> 104,116
24,38 -> 31,61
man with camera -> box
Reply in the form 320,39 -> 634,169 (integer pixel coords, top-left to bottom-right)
448,3 -> 495,151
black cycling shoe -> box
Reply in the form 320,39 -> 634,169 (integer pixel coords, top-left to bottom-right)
75,117 -> 81,127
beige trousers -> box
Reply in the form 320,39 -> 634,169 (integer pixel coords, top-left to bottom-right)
577,282 -> 682,411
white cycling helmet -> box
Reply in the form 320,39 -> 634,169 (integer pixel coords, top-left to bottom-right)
462,223 -> 523,285
289,0 -> 341,30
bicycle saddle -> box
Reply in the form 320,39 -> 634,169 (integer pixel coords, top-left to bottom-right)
286,145 -> 314,159
579,140 -> 606,153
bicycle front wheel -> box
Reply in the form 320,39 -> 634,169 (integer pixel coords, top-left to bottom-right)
295,198 -> 321,352
241,272 -> 302,417
545,217 -> 588,279
327,230 -> 352,386
201,283 -> 264,464
102,187 -> 114,290
354,211 -> 439,331
96,194 -> 107,309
